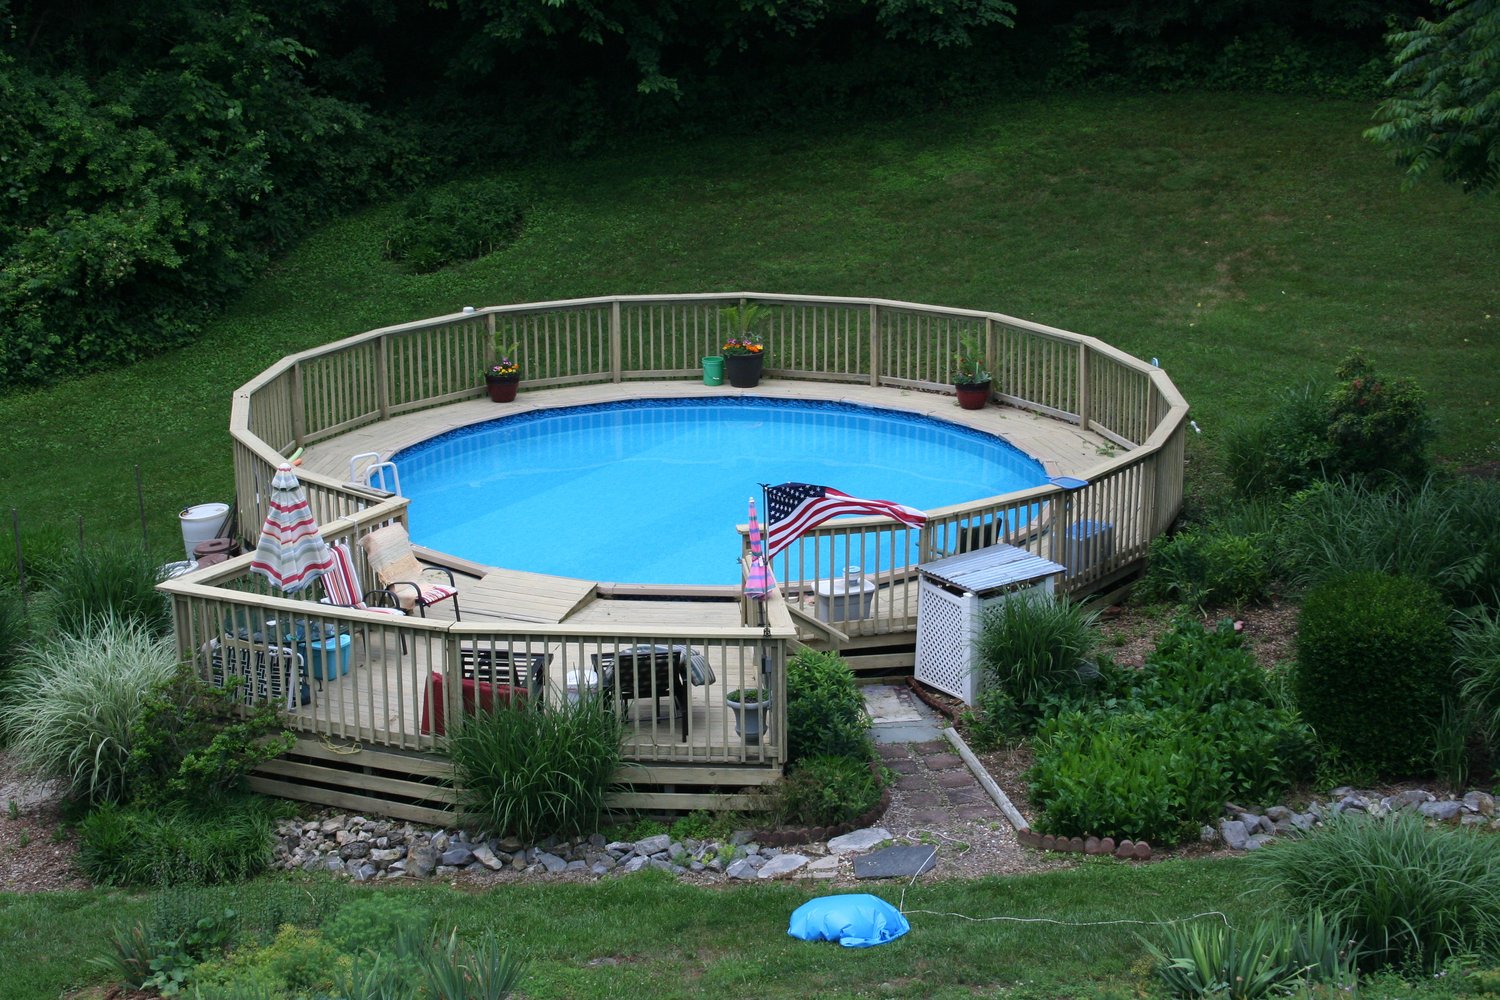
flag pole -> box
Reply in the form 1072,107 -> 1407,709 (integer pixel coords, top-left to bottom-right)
758,483 -> 772,695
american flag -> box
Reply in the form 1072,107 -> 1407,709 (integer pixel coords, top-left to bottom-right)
763,483 -> 927,559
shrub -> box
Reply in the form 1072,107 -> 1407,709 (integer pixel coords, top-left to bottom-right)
785,648 -> 872,765
1,616 -> 178,804
320,894 -> 436,958
1220,352 -> 1433,497
1221,381 -> 1330,498
383,176 -> 526,273
93,906 -> 239,996
1295,571 -> 1454,778
775,755 -> 883,828
78,794 -> 281,886
44,543 -> 173,637
1248,814 -> 1500,971
447,697 -> 622,842
1456,608 -> 1500,748
0,585 -> 31,692
1028,620 -> 1314,841
189,924 -> 352,997
123,666 -> 295,810
1143,910 -> 1359,999
1277,477 -> 1500,610
1136,529 -> 1273,609
1322,351 -> 1433,488
975,592 -> 1099,724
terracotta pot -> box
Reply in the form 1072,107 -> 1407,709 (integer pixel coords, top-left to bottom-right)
485,374 -> 520,402
955,379 -> 991,410
724,353 -> 764,388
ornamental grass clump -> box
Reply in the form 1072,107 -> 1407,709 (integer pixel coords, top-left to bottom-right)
447,697 -> 623,842
1247,813 -> 1500,971
45,542 -> 173,637
975,592 -> 1099,727
1143,910 -> 1359,999
1,615 -> 178,805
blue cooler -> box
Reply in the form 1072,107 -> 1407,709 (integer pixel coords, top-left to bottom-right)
292,622 -> 352,681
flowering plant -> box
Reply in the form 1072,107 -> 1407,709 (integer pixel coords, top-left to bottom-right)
485,342 -> 521,379
722,333 -> 764,357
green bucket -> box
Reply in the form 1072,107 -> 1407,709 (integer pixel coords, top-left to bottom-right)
702,355 -> 724,386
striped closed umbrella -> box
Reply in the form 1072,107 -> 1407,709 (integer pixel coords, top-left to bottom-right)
249,464 -> 333,593
745,496 -> 773,601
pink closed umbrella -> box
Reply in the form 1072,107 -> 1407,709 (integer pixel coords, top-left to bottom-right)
745,496 -> 773,600
249,464 -> 334,593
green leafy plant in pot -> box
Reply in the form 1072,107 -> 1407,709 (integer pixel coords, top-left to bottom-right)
720,305 -> 769,388
484,340 -> 521,402
952,333 -> 992,410
725,686 -> 772,745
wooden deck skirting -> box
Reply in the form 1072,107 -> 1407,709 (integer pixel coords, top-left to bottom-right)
162,292 -> 1187,815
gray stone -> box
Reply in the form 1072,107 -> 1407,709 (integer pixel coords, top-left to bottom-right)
1218,819 -> 1250,851
1243,834 -> 1272,851
827,827 -> 893,855
565,861 -> 587,872
1336,796 -> 1369,814
634,834 -> 672,857
440,846 -> 475,867
730,830 -> 754,846
591,862 -> 613,876
1463,791 -> 1495,816
1265,805 -> 1293,822
1199,825 -> 1218,844
537,851 -> 568,873
495,835 -> 525,853
471,844 -> 505,871
853,845 -> 938,879
726,858 -> 759,880
407,844 -> 438,879
1239,812 -> 1263,832
1419,800 -> 1463,823
369,848 -> 403,864
757,854 -> 810,879
1290,813 -> 1316,832
339,841 -> 372,860
620,856 -> 650,874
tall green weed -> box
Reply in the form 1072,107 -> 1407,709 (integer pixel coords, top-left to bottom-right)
44,543 -> 173,637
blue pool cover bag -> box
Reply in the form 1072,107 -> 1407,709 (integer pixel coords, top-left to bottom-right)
787,894 -> 911,948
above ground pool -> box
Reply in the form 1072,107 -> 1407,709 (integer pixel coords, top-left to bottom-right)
394,397 -> 1049,585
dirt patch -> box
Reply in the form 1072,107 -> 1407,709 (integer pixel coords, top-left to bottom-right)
0,752 -> 89,893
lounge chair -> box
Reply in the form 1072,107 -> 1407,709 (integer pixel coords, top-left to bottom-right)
359,523 -> 461,620
591,645 -> 710,742
320,542 -> 408,653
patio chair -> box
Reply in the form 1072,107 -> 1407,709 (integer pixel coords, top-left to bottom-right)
320,541 -> 408,653
359,523 -> 461,620
591,645 -> 696,742
205,639 -> 311,710
458,645 -> 552,701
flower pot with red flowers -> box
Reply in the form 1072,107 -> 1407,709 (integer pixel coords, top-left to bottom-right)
720,304 -> 769,388
483,342 -> 521,402
952,334 -> 992,410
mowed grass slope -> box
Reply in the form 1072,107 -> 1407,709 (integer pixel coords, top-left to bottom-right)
2,92 -> 1496,558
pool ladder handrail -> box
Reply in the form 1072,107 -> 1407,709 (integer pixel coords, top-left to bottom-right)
349,452 -> 402,496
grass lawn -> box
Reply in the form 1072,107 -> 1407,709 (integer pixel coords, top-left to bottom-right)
2,92 -> 1498,569
3,859 -> 1256,999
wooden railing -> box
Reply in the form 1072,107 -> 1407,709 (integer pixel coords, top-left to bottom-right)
217,290 -> 1185,660
199,289 -> 1182,767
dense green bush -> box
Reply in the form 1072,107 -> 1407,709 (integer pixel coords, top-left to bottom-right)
43,544 -> 174,637
1295,571 -> 1454,778
785,648 -> 872,765
775,754 -> 883,828
1028,619 -> 1314,842
1221,352 -> 1433,497
1248,814 -> 1500,972
78,794 -> 282,886
1,616 -> 178,805
975,592 -> 1099,723
124,667 -> 295,810
383,176 -> 527,273
1137,529 -> 1273,609
447,697 -> 622,841
1277,477 -> 1500,611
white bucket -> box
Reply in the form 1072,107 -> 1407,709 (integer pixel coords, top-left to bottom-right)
179,502 -> 230,561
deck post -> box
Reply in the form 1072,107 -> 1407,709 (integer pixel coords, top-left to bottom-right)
1078,340 -> 1090,431
610,299 -> 623,384
376,334 -> 390,421
868,303 -> 880,386
290,361 -> 306,448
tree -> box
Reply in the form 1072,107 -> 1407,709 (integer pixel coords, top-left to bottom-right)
1365,0 -> 1500,194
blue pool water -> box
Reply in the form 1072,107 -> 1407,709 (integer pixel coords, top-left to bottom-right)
394,398 -> 1048,585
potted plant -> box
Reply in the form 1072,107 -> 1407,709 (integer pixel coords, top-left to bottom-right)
720,304 -> 768,388
484,341 -> 521,402
952,334 -> 992,410
725,686 -> 772,745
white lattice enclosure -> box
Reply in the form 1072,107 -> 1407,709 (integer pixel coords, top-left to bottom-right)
914,545 -> 1065,706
